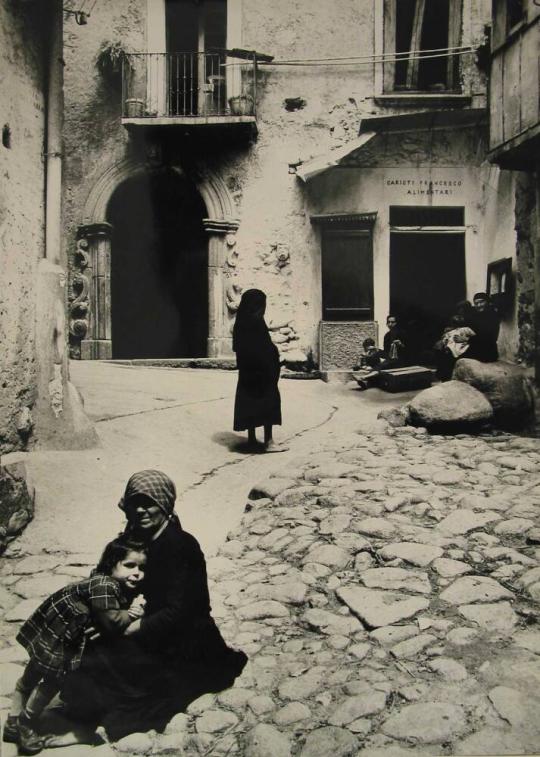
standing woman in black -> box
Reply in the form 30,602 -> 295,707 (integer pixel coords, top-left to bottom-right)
232,289 -> 287,452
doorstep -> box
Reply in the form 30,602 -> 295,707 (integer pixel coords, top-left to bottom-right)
320,370 -> 354,384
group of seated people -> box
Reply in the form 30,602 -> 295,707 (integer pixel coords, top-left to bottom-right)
353,292 -> 501,389
433,293 -> 500,380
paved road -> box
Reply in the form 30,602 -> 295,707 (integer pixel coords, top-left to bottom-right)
8,363 -> 407,558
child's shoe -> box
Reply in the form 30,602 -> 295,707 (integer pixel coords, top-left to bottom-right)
17,722 -> 44,756
2,714 -> 19,743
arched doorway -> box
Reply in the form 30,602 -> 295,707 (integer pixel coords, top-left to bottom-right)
106,169 -> 208,359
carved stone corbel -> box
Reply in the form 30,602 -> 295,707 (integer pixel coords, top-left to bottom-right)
76,222 -> 113,360
203,218 -> 239,357
69,237 -> 90,358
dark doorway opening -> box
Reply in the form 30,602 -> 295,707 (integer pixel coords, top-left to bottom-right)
107,170 -> 208,359
390,232 -> 466,359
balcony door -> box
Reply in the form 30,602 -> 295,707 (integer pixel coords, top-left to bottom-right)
166,0 -> 227,115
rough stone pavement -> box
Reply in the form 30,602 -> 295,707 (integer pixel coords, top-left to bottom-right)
2,417 -> 540,756
5,363 -> 400,558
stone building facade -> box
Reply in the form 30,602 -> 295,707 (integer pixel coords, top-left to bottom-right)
63,0 -> 531,372
0,0 -> 95,456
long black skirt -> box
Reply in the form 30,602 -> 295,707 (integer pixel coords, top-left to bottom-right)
233,372 -> 281,431
61,624 -> 247,740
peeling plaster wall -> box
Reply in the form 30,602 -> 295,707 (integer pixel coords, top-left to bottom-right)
63,0 -> 494,365
0,3 -> 47,453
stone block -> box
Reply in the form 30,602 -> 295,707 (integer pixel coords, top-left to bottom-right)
244,724 -> 291,757
299,726 -> 358,757
319,321 -> 378,371
381,702 -> 467,743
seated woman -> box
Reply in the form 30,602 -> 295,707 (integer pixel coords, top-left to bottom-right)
435,324 -> 498,381
60,470 -> 247,742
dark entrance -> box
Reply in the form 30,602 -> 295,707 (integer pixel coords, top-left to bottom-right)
390,231 -> 466,358
107,170 -> 208,359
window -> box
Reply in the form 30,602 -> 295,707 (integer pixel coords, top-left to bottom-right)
321,230 -> 373,321
384,0 -> 462,92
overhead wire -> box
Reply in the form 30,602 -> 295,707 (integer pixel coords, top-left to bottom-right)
261,50 -> 476,67
264,44 -> 474,64
221,47 -> 477,68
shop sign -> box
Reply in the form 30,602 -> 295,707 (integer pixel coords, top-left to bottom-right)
385,178 -> 463,196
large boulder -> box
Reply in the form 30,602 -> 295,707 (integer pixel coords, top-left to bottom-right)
408,381 -> 493,430
453,359 -> 534,429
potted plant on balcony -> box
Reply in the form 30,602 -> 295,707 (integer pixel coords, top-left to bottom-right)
96,39 -> 127,80
228,92 -> 254,116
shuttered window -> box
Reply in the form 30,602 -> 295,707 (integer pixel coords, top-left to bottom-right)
321,230 -> 373,321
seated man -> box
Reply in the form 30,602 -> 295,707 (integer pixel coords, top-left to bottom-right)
467,292 -> 500,362
383,315 -> 406,364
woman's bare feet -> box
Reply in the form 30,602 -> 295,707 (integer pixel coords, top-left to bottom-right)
263,440 -> 289,453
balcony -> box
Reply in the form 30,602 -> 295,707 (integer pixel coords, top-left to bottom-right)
121,51 -> 259,132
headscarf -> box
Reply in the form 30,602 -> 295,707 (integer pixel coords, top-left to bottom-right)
443,326 -> 476,358
232,288 -> 269,353
118,470 -> 177,518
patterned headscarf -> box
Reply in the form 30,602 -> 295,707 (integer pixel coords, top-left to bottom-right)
118,470 -> 177,517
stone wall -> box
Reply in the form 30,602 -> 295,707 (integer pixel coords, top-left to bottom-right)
0,3 -> 48,453
515,173 -> 539,366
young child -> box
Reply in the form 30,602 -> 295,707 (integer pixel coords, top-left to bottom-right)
354,338 -> 385,370
4,536 -> 147,755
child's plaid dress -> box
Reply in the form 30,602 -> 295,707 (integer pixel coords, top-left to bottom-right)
17,574 -> 127,678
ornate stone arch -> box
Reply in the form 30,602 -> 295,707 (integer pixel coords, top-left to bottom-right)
83,158 -> 238,226
73,157 -> 239,360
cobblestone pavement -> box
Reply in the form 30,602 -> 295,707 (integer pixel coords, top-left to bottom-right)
2,422 -> 540,756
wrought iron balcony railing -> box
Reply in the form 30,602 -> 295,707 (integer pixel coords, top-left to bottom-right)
122,52 -> 256,119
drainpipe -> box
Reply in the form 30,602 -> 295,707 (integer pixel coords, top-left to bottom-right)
32,0 -> 97,448
45,0 -> 63,266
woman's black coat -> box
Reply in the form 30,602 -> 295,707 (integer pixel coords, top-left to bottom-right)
233,318 -> 282,431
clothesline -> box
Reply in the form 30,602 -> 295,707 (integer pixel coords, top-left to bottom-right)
221,48 -> 477,68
